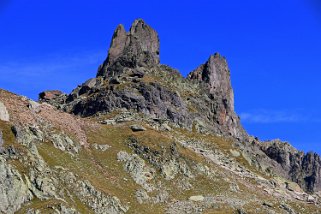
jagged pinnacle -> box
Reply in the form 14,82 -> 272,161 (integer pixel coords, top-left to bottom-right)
97,19 -> 160,77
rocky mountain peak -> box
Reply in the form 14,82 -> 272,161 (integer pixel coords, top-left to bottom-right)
97,19 -> 160,77
2,19 -> 321,213
188,52 -> 234,111
41,20 -> 247,142
105,24 -> 127,67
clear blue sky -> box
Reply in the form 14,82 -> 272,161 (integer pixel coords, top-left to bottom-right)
1,0 -> 321,154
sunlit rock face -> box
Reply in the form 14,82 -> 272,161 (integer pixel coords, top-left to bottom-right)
0,102 -> 9,122
188,53 -> 244,139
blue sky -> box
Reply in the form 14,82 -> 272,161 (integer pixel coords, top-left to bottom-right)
1,0 -> 321,154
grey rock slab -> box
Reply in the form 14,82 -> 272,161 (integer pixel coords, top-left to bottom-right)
91,143 -> 110,152
101,119 -> 116,125
189,195 -> 205,202
130,125 -> 146,132
117,151 -> 155,191
307,195 -> 315,203
0,157 -> 33,214
57,169 -> 128,214
0,101 -> 9,121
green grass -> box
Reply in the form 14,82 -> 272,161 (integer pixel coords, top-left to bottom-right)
0,120 -> 16,147
16,198 -> 63,214
36,123 -> 170,214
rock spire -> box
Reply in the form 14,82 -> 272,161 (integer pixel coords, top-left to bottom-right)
188,53 -> 234,112
97,19 -> 160,77
187,53 -> 245,139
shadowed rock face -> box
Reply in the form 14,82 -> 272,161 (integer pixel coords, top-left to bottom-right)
260,140 -> 321,193
97,19 -> 160,77
68,81 -> 192,129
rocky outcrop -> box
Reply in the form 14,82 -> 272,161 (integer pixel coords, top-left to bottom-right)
260,140 -> 321,193
0,157 -> 33,214
50,133 -> 80,154
91,143 -> 110,151
188,53 -> 234,108
117,151 -> 156,192
126,137 -> 193,181
65,81 -> 192,129
0,101 -> 10,121
39,90 -> 63,101
130,124 -> 146,132
39,90 -> 66,107
188,53 -> 246,140
97,19 -> 160,77
57,19 -> 247,141
59,170 -> 129,214
11,125 -> 44,147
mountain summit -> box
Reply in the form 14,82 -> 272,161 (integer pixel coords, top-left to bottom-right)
55,19 -> 247,142
1,19 -> 321,213
97,19 -> 160,77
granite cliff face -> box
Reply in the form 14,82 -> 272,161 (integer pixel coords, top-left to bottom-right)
1,19 -> 321,213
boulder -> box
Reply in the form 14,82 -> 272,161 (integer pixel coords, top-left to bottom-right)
263,201 -> 273,208
27,100 -> 41,113
91,143 -> 110,152
101,119 -> 116,125
39,90 -> 63,101
188,195 -> 204,202
117,151 -> 155,192
286,181 -> 303,192
130,125 -> 146,132
130,69 -> 145,78
230,149 -> 241,157
38,90 -> 66,108
83,78 -> 97,89
307,195 -> 315,203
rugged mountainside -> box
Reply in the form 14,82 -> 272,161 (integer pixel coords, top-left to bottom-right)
1,19 -> 321,213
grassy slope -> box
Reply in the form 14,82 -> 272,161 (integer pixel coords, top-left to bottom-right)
2,117 -> 321,213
